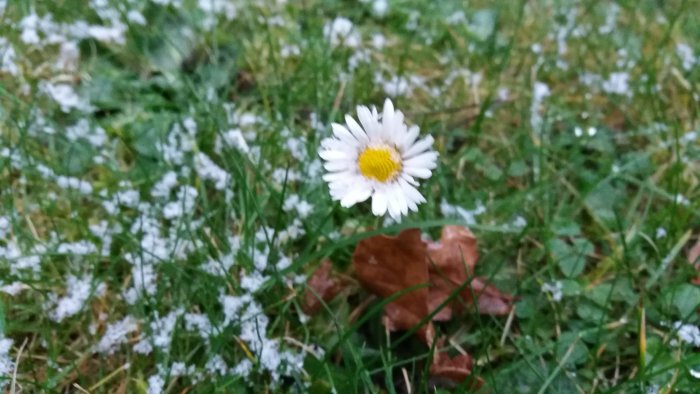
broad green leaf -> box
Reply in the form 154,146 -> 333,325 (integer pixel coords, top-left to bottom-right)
557,331 -> 589,366
549,238 -> 592,277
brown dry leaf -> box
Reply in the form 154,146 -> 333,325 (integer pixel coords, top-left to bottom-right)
464,277 -> 514,315
352,226 -> 513,386
302,259 -> 345,315
427,226 -> 477,320
427,226 -> 479,275
353,226 -> 513,329
429,338 -> 483,388
427,226 -> 513,319
688,238 -> 700,285
603,107 -> 627,131
430,351 -> 473,382
689,238 -> 700,267
353,229 -> 431,336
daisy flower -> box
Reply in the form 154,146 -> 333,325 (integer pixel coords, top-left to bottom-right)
319,99 -> 438,220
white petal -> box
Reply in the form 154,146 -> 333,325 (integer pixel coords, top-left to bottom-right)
387,194 -> 401,220
357,106 -> 379,139
405,191 -> 419,211
371,190 -> 388,216
331,192 -> 350,202
320,137 -> 336,148
322,136 -> 351,147
321,140 -> 351,153
345,115 -> 369,143
398,184 -> 410,215
340,185 -> 372,207
400,173 -> 418,186
331,123 -> 359,145
325,180 -> 350,191
380,100 -> 395,140
399,125 -> 420,151
382,98 -> 395,122
328,184 -> 351,194
392,110 -> 404,126
403,135 -> 434,158
324,160 -> 354,172
371,105 -> 379,119
395,184 -> 408,216
319,150 -> 349,161
399,178 -> 425,206
385,183 -> 404,220
403,166 -> 432,178
323,171 -> 354,182
403,152 -> 438,169
388,111 -> 406,141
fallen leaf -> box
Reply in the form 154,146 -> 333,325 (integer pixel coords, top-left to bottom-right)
427,226 -> 512,320
427,226 -> 479,275
689,238 -> 700,267
429,338 -> 483,388
427,226 -> 478,320
354,227 -> 513,329
352,226 -> 514,385
688,238 -> 700,285
430,351 -> 473,382
353,229 -> 431,337
302,259 -> 346,315
466,277 -> 514,315
603,107 -> 627,131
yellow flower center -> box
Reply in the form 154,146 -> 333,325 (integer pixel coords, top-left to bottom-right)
357,146 -> 402,182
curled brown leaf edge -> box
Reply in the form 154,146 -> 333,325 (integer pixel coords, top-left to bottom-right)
302,226 -> 513,385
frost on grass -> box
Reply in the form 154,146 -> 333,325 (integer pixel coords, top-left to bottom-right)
441,199 -> 486,226
602,72 -> 632,97
2,241 -> 42,276
40,82 -> 93,113
162,186 -> 198,219
146,374 -> 165,394
194,153 -> 229,190
134,309 -> 183,355
47,274 -> 105,322
0,37 -> 19,76
200,248 -> 237,276
674,322 -> 700,348
65,119 -> 107,147
0,216 -> 10,238
183,312 -> 215,342
157,119 -> 198,165
197,0 -> 238,30
676,43 -> 697,71
324,17 -> 360,48
95,316 -> 140,354
57,240 -> 97,255
541,281 -> 563,302
0,335 -> 13,390
151,171 -> 179,199
217,128 -> 250,154
530,81 -> 550,132
0,282 -> 28,296
233,297 -> 305,382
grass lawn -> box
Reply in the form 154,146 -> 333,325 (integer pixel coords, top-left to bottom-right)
1,0 -> 699,392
